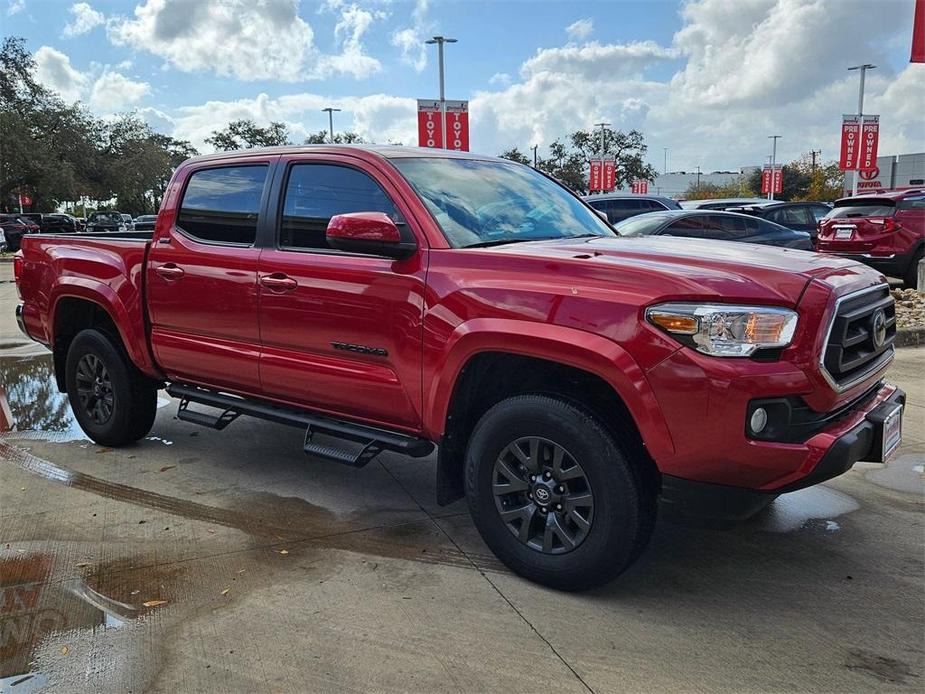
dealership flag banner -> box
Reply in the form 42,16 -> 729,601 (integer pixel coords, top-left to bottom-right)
839,115 -> 861,170
417,99 -> 469,150
417,100 -> 442,149
602,159 -> 616,192
589,160 -> 603,192
444,100 -> 469,151
631,180 -> 649,194
761,166 -> 783,195
912,0 -> 925,62
859,115 -> 880,171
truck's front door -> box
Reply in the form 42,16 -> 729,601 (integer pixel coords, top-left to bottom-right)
256,156 -> 426,430
147,161 -> 274,392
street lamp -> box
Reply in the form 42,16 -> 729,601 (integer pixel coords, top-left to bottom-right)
531,144 -> 538,167
848,64 -> 876,196
768,135 -> 781,200
593,122 -> 610,194
425,36 -> 457,149
321,107 -> 341,144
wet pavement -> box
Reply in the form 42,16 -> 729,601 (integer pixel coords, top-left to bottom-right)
1,262 -> 923,693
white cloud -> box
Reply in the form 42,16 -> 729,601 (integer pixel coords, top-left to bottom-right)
391,0 -> 430,72
318,3 -> 382,79
7,0 -> 24,16
63,2 -> 105,37
90,71 -> 151,110
521,41 -> 676,81
489,72 -> 511,86
33,45 -> 88,103
565,18 -> 593,42
107,0 -> 386,82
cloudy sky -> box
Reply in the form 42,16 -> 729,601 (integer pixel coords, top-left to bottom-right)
5,0 -> 924,171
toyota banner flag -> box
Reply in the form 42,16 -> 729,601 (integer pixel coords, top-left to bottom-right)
417,99 -> 469,151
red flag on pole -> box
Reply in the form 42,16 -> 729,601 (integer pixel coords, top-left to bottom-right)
912,0 -> 925,62
589,160 -> 602,192
859,115 -> 880,171
838,115 -> 860,170
602,159 -> 616,192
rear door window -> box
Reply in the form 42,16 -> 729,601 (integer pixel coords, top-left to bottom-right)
177,165 -> 268,245
768,207 -> 812,226
605,199 -> 642,223
700,214 -> 748,240
664,216 -> 707,238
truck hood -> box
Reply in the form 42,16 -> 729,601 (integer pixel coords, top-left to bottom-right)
492,235 -> 877,305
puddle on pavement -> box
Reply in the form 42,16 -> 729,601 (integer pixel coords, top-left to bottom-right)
753,485 -> 860,533
0,355 -> 85,442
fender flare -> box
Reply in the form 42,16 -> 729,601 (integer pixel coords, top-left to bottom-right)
48,279 -> 161,378
424,318 -> 675,461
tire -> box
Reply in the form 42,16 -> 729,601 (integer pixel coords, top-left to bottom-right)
903,249 -> 923,289
465,394 -> 656,591
65,328 -> 157,446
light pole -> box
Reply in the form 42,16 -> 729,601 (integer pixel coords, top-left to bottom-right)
848,64 -> 876,196
768,135 -> 781,200
663,147 -> 668,175
321,107 -> 341,144
531,144 -> 538,167
425,36 -> 457,149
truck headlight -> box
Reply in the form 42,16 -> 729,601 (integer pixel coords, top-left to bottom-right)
646,303 -> 798,357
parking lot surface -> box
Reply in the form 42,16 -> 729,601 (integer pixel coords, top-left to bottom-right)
1,262 -> 923,693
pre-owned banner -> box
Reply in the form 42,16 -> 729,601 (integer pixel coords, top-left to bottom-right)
589,160 -> 603,192
839,115 -> 861,170
761,166 -> 783,194
602,159 -> 616,192
859,115 -> 880,171
631,180 -> 648,194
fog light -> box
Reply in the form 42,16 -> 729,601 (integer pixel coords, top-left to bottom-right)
750,407 -> 768,434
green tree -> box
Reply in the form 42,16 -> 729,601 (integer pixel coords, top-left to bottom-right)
498,147 -> 532,165
744,154 -> 842,201
205,119 -> 291,150
304,130 -> 365,144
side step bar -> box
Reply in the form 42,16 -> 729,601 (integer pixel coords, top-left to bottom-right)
167,383 -> 434,468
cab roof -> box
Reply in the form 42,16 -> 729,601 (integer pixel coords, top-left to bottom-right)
182,145 -> 507,167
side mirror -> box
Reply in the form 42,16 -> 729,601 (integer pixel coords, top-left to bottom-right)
593,209 -> 610,223
326,212 -> 417,259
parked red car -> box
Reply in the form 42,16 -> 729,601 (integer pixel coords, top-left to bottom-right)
15,146 -> 905,589
816,190 -> 925,288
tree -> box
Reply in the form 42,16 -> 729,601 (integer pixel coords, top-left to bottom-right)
205,119 -> 291,150
744,154 -> 843,201
304,130 -> 365,144
499,147 -> 532,165
505,127 -> 659,194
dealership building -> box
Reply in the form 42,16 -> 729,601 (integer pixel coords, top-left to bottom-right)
843,152 -> 925,195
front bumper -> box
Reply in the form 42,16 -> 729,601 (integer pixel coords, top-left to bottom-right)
660,386 -> 905,523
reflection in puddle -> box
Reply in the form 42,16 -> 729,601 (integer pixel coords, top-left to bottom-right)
0,356 -> 85,441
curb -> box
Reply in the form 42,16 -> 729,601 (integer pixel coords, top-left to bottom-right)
896,328 -> 925,348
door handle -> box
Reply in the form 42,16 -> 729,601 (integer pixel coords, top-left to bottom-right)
259,273 -> 298,292
155,264 -> 184,280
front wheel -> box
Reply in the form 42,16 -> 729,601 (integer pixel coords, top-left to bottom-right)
65,329 -> 157,446
465,395 -> 656,591
903,249 -> 923,289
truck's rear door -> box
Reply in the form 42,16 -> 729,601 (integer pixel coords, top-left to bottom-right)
146,161 -> 275,392
255,154 -> 426,430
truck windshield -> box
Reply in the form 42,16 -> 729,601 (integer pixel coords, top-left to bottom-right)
391,157 -> 614,248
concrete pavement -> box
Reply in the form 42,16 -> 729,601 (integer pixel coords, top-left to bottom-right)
0,261 -> 922,692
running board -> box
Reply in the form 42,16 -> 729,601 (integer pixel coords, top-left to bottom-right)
166,383 -> 433,467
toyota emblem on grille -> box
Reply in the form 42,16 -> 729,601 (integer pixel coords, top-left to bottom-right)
871,310 -> 887,349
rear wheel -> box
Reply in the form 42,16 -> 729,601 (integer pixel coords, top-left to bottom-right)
903,249 -> 923,289
66,329 -> 157,446
465,395 -> 656,591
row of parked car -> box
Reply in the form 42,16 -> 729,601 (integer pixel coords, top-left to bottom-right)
0,211 -> 158,251
582,190 -> 924,288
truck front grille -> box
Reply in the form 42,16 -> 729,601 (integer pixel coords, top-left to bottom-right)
821,284 -> 895,392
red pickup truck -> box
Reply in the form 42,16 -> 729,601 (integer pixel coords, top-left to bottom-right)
14,146 -> 905,589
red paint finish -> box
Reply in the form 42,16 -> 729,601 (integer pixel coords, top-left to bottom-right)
16,145 -> 902,498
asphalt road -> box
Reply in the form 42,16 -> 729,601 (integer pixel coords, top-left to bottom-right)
1,261 -> 923,693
